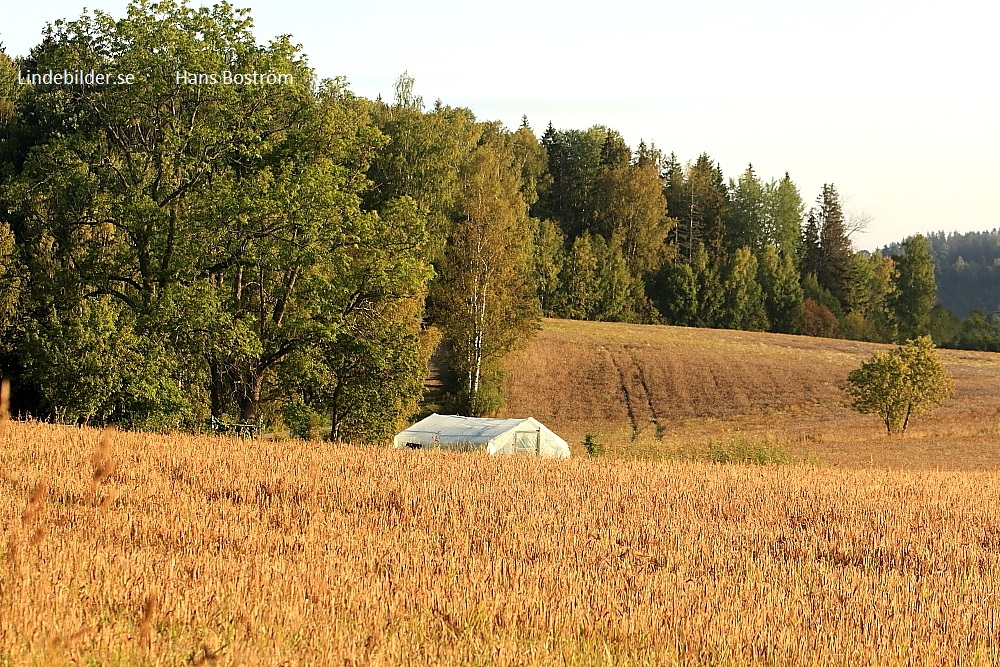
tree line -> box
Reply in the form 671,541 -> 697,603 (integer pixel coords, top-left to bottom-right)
879,230 -> 1000,352
0,0 -> 979,439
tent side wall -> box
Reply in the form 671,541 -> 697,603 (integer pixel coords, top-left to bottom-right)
394,434 -> 489,452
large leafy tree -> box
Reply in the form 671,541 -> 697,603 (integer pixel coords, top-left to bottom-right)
3,1 -> 431,429
363,73 -> 482,256
592,148 -> 674,278
0,50 -> 21,337
844,251 -> 897,343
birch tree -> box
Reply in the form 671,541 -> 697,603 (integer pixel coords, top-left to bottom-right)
435,141 -> 540,415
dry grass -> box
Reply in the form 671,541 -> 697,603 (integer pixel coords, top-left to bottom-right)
2,420 -> 1000,665
501,319 -> 1000,467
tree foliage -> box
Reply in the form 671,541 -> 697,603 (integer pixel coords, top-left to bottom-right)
846,336 -> 955,434
757,245 -> 803,334
433,140 -> 540,416
719,247 -> 767,331
1,1 -> 432,433
891,234 -> 937,342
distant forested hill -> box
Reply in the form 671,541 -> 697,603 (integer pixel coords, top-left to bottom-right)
883,230 -> 1000,318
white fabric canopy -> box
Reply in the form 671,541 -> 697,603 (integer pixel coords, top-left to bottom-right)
393,413 -> 570,459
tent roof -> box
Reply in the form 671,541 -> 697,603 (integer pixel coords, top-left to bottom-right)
397,413 -> 541,442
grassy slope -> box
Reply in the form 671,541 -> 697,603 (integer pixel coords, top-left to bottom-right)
499,319 -> 1000,468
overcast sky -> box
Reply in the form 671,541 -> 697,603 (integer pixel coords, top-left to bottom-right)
4,0 -> 997,249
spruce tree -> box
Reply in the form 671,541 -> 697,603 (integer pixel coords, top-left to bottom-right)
725,165 -> 766,254
767,173 -> 805,260
649,261 -> 698,326
720,247 -> 768,331
689,154 -> 728,260
810,184 -> 853,307
758,245 -> 804,334
558,232 -> 600,320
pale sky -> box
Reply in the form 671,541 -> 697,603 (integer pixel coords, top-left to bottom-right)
3,0 -> 998,249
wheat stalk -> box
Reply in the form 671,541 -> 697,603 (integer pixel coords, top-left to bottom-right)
0,378 -> 9,437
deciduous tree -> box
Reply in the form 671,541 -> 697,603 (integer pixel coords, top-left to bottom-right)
846,336 -> 954,434
433,140 -> 540,415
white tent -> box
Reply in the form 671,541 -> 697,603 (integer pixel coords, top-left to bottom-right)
393,413 -> 570,459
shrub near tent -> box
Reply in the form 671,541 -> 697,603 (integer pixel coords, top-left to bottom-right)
846,336 -> 955,434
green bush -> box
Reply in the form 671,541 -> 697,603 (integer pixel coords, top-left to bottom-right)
280,402 -> 322,440
583,433 -> 604,457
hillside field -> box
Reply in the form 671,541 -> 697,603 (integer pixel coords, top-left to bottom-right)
2,421 -> 1000,665
500,319 -> 1000,468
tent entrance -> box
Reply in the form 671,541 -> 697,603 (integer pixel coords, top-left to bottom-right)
513,430 -> 541,456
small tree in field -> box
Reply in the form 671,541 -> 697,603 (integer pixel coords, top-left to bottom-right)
846,336 -> 954,434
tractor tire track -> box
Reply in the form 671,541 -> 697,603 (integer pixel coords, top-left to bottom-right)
600,345 -> 639,438
626,346 -> 664,438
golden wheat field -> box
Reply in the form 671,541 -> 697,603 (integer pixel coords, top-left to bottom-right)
3,419 -> 1000,666
501,319 -> 1000,468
